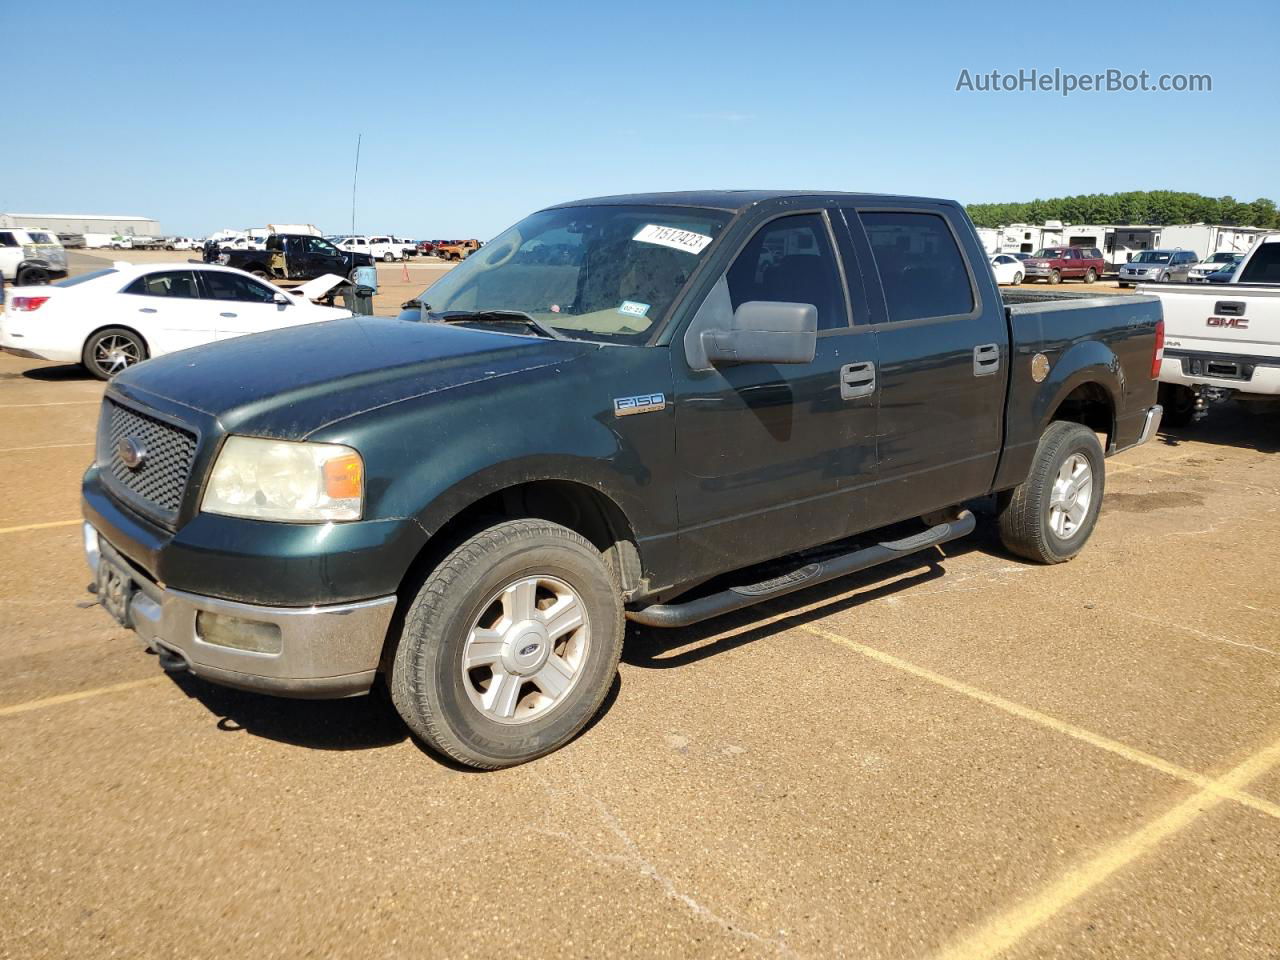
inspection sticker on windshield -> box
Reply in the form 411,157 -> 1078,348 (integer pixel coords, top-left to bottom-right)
633,224 -> 713,255
618,300 -> 650,318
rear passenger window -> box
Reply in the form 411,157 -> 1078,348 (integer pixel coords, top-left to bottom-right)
124,270 -> 200,298
1239,243 -> 1280,284
858,211 -> 974,323
726,214 -> 849,331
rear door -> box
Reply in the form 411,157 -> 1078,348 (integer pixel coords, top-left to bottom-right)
672,208 -> 879,577
116,269 -> 211,355
841,205 -> 1007,528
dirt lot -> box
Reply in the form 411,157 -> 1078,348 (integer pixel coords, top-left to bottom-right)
2,301 -> 1280,958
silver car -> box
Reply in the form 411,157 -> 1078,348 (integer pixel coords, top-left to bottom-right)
1118,249 -> 1199,286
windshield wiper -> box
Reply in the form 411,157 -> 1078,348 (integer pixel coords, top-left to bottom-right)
430,309 -> 566,340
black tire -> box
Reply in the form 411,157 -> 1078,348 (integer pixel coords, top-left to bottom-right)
1012,271 -> 1024,285
82,327 -> 148,380
996,421 -> 1105,564
390,519 -> 623,769
1048,269 -> 1061,285
15,266 -> 49,285
1083,268 -> 1097,283
382,251 -> 395,262
1119,282 -> 1132,289
1159,383 -> 1196,428
251,268 -> 272,281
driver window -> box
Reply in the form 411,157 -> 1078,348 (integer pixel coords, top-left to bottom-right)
725,214 -> 849,331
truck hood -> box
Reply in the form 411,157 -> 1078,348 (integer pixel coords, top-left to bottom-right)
112,316 -> 597,438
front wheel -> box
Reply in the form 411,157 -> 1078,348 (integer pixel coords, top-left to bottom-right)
391,519 -> 624,769
1048,269 -> 1062,285
383,251 -> 395,262
997,421 -> 1105,564
1012,271 -> 1023,285
15,266 -> 49,285
83,327 -> 147,380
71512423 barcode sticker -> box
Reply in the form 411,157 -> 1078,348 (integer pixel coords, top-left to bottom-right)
632,224 -> 713,255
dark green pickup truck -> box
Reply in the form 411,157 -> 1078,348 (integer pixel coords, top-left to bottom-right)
83,191 -> 1164,768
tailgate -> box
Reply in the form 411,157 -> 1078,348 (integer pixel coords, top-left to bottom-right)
1144,284 -> 1280,362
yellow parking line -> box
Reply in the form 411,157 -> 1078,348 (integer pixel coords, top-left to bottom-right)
0,519 -> 82,535
0,442 -> 94,454
797,623 -> 1280,821
931,730 -> 1280,960
0,676 -> 166,718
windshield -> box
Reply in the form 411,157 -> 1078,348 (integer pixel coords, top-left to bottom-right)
414,204 -> 731,343
1133,251 -> 1172,264
1031,248 -> 1066,259
1209,252 -> 1241,263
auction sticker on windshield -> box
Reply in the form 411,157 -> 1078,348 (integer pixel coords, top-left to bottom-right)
633,224 -> 713,255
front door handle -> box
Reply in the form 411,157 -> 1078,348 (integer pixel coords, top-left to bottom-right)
138,307 -> 157,314
840,361 -> 876,399
219,312 -> 237,318
973,343 -> 1000,376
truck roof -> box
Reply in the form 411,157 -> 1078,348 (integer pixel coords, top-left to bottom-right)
548,190 -> 954,213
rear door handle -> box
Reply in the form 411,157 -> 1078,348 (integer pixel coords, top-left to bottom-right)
219,312 -> 237,318
973,343 -> 1000,376
840,361 -> 876,399
138,307 -> 157,314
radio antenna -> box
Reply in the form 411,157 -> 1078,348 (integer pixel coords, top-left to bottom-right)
350,133 -> 362,234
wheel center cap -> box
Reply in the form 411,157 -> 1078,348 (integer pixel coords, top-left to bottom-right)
503,620 -> 550,676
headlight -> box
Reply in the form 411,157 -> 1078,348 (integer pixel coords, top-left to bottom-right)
202,436 -> 363,522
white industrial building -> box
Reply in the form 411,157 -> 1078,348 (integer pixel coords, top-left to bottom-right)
978,220 -> 1270,270
0,212 -> 161,245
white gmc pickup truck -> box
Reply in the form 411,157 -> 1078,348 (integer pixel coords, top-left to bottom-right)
1144,233 -> 1280,424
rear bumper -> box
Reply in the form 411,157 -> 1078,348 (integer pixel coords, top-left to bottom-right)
1111,404 -> 1163,455
1160,352 -> 1280,396
86,523 -> 395,698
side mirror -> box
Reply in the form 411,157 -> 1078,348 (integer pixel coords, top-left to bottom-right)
701,301 -> 817,367
272,292 -> 291,306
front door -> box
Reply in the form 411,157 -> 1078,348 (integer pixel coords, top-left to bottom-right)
299,236 -> 347,279
841,207 -> 1007,529
199,271 -> 294,340
671,210 -> 879,581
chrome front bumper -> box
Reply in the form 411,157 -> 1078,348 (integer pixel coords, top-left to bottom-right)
85,523 -> 396,698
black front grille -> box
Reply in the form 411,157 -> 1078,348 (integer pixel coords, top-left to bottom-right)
100,399 -> 197,518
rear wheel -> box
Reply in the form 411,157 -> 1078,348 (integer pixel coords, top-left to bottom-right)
1083,268 -> 1097,283
1159,383 -> 1196,428
251,268 -> 272,281
383,251 -> 395,262
1048,269 -> 1062,285
83,327 -> 147,380
391,519 -> 624,769
997,421 -> 1105,564
16,266 -> 49,285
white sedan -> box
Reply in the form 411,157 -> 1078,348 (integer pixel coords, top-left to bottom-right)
0,262 -> 351,379
990,253 -> 1026,285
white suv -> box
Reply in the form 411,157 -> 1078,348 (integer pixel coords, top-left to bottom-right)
336,235 -> 403,262
0,229 -> 68,284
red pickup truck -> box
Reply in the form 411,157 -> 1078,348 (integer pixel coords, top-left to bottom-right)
1023,246 -> 1106,284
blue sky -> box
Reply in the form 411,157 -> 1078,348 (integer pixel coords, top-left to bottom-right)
8,0 -> 1276,237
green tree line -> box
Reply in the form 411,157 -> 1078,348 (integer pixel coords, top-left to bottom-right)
966,191 -> 1278,229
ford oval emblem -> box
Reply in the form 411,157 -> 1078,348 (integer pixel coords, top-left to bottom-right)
518,642 -> 540,657
117,436 -> 147,470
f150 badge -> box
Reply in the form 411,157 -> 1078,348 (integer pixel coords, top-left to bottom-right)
614,393 -> 666,417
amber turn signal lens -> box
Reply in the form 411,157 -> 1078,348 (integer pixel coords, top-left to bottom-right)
323,453 -> 363,500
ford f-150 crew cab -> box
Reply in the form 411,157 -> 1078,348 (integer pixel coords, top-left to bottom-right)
204,233 -> 374,282
82,191 -> 1164,768
1145,232 -> 1280,423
